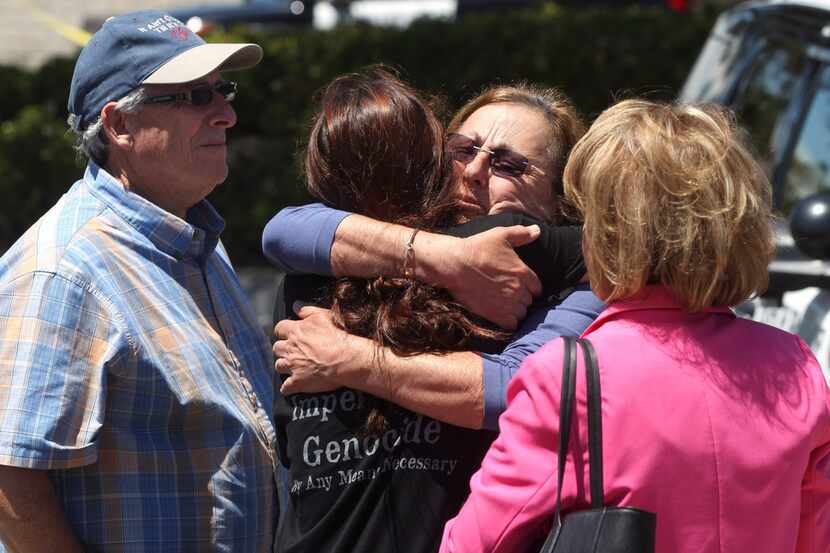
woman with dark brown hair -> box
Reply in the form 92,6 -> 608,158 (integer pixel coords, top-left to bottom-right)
287,66 -> 506,356
270,68 -> 595,553
266,81 -> 600,430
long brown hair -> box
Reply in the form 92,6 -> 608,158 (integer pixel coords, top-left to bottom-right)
304,66 -> 507,431
306,66 -> 453,229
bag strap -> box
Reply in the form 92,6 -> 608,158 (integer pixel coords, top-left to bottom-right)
579,338 -> 605,509
553,336 -> 578,529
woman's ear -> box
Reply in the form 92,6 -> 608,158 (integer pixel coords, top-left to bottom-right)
100,102 -> 133,151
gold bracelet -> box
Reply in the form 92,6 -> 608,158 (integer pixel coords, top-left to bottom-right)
403,228 -> 420,279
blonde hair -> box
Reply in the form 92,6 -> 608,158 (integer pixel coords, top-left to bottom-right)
449,83 -> 585,203
563,99 -> 775,311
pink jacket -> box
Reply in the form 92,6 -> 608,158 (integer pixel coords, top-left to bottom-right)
441,285 -> 830,553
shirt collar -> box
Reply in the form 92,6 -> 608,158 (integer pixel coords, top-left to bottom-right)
584,284 -> 735,334
84,162 -> 225,261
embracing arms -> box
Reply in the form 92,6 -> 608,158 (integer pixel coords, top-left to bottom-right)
265,203 -> 599,428
274,288 -> 604,429
274,305 -> 486,428
262,204 -> 546,329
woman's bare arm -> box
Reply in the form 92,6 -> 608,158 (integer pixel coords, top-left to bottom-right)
274,305 -> 485,429
330,214 -> 542,329
263,205 -> 542,330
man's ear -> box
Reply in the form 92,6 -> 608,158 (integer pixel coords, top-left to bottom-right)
100,102 -> 133,151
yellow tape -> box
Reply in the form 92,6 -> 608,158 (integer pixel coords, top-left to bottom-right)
16,0 -> 92,47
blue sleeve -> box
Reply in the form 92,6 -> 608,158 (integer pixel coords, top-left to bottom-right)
479,285 -> 606,430
261,203 -> 351,275
0,272 -> 122,469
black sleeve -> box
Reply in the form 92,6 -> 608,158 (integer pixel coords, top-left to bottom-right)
273,272 -> 333,326
442,213 -> 586,300
272,271 -> 334,468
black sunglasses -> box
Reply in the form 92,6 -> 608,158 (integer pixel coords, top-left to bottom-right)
143,80 -> 237,107
447,132 -> 530,178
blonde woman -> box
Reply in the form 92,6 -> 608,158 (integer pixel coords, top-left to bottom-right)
440,100 -> 830,553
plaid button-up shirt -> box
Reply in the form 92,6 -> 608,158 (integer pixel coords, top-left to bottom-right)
0,163 -> 278,552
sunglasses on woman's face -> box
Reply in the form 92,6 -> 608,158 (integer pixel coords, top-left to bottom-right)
143,80 -> 237,107
447,133 -> 530,178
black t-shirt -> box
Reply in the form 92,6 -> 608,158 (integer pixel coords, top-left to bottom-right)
272,214 -> 584,553
274,392 -> 497,553
450,212 -> 584,304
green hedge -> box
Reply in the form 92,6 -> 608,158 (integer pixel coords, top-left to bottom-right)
0,4 -> 715,265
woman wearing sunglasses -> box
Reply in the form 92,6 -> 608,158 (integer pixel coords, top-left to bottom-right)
445,85 -> 571,224
266,82 -> 603,429
267,69 -> 603,553
440,100 -> 830,553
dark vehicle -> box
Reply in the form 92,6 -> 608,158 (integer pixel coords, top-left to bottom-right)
84,1 -> 314,35
168,0 -> 314,33
553,0 -> 690,10
680,0 -> 830,380
456,0 -> 535,16
457,0 -> 690,16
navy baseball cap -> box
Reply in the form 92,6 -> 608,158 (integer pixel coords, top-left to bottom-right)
68,10 -> 262,131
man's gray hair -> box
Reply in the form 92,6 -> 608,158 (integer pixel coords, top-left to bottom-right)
67,87 -> 148,166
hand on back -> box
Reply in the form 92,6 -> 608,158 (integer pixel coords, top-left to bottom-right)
274,304 -> 370,395
442,225 -> 542,330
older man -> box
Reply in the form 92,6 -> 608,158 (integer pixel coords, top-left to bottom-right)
0,11 -> 276,553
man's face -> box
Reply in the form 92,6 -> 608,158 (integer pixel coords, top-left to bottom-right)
124,72 -> 237,215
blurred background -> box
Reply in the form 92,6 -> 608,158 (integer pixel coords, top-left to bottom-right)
6,0 -> 830,379
0,0 -> 723,253
0,0 -> 728,327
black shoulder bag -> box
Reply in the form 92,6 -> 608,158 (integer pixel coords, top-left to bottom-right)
538,337 -> 657,553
